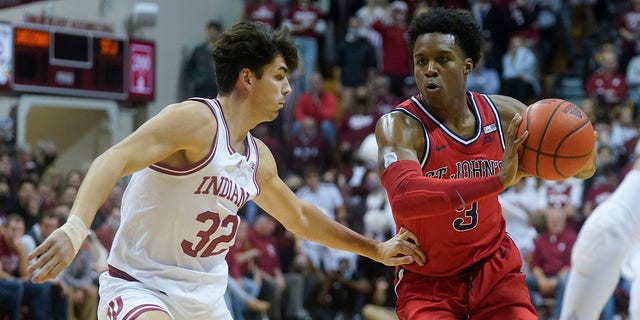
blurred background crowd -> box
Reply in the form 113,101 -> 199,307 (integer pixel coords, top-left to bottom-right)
1,0 -> 640,319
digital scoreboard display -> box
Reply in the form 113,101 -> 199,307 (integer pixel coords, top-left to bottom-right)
7,23 -> 153,101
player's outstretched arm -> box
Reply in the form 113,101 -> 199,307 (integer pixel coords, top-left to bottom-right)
251,140 -> 425,267
28,101 -> 217,282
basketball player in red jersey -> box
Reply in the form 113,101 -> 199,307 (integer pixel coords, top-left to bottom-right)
376,8 -> 596,319
26,21 -> 425,320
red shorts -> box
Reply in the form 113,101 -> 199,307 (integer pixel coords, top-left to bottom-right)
394,236 -> 537,320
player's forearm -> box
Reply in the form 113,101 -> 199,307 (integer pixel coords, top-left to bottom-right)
293,201 -> 379,261
69,151 -> 126,227
381,160 -> 504,219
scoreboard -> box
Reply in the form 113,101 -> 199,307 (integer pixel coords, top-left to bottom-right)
0,22 -> 154,102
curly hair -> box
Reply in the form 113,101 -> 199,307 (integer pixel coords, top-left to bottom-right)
408,7 -> 483,65
213,21 -> 299,95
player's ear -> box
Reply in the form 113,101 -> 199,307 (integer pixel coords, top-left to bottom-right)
239,68 -> 252,88
463,58 -> 473,75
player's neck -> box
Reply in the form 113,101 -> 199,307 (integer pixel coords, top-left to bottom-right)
217,96 -> 253,145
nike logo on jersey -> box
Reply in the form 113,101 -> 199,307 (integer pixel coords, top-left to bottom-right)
435,144 -> 447,151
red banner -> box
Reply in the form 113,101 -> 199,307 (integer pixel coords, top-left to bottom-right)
128,39 -> 155,102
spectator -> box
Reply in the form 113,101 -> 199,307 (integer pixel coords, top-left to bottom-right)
287,252 -> 327,319
536,178 -> 584,232
360,263 -> 397,320
527,207 -> 577,318
354,0 -> 387,69
507,0 -> 540,45
243,0 -> 283,29
535,0 -> 563,76
626,52 -> 640,118
610,106 -> 638,157
371,74 -> 402,117
362,170 -> 395,243
0,116 -> 14,148
334,16 -> 377,112
184,20 -> 222,99
295,165 -> 346,269
225,220 -> 270,320
0,215 -> 24,320
0,214 -> 51,320
4,179 -> 39,230
337,92 -> 378,164
501,35 -> 540,104
283,0 -> 325,93
287,117 -> 334,177
317,256 -> 372,319
355,0 -> 388,30
252,123 -> 288,179
498,196 -> 538,276
250,213 -> 287,320
62,236 -> 100,320
584,49 -> 629,109
613,0 -> 640,72
292,71 -> 338,146
371,1 -> 412,98
23,212 -> 68,320
466,55 -> 501,95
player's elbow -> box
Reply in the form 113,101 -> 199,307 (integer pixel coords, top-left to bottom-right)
389,190 -> 452,219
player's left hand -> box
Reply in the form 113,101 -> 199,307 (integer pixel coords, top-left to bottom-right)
573,130 -> 598,179
376,227 -> 426,266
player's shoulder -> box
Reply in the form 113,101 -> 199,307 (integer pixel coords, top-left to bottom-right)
487,94 -> 527,123
159,99 -> 217,126
376,108 -> 422,133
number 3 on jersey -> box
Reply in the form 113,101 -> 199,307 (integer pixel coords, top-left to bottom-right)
453,202 -> 478,231
181,211 -> 239,257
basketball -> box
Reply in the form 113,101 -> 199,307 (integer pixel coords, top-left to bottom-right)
517,98 -> 595,180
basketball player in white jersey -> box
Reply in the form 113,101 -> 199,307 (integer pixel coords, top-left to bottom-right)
560,156 -> 640,320
26,21 -> 426,320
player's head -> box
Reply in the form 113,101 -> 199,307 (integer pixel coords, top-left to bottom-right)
408,7 -> 482,66
408,8 -> 482,105
213,21 -> 298,95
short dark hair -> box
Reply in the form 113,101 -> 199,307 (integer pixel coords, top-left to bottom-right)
213,21 -> 299,95
207,20 -> 223,32
408,7 -> 483,65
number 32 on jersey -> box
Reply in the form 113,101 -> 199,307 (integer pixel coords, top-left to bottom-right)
181,211 -> 239,258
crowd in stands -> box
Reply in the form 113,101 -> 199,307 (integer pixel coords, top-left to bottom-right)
2,0 -> 640,319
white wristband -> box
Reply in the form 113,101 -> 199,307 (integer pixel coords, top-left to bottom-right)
60,215 -> 90,254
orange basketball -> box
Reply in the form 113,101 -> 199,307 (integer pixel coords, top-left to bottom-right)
517,98 -> 595,180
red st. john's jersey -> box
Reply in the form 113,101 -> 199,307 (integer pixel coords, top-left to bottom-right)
393,91 -> 508,276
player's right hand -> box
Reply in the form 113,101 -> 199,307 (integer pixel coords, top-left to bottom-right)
27,228 -> 77,283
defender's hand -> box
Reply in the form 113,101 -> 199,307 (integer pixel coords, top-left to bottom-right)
27,228 -> 77,283
376,227 -> 426,266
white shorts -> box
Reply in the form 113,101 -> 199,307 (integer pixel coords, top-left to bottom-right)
98,271 -> 232,320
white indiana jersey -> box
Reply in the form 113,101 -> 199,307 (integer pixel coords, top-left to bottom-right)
106,98 -> 260,317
